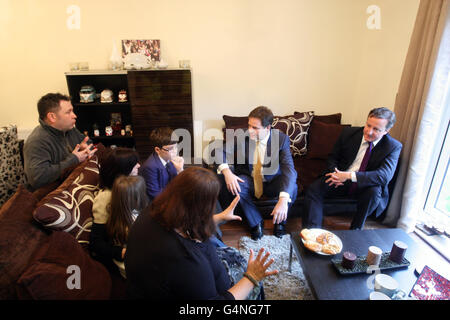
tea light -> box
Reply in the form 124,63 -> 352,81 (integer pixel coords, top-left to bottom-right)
366,246 -> 382,266
342,251 -> 356,269
389,241 -> 407,263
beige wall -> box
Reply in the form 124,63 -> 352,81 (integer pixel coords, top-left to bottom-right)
0,0 -> 419,152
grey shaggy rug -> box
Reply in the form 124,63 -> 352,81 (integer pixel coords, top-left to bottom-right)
238,235 -> 314,300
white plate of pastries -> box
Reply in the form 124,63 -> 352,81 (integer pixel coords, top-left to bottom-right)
300,228 -> 343,255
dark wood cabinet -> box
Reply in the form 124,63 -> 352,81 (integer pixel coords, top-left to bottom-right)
65,69 -> 193,161
127,70 -> 193,160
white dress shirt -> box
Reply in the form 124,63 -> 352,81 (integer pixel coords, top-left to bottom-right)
347,136 -> 382,182
158,155 -> 168,167
218,132 -> 291,201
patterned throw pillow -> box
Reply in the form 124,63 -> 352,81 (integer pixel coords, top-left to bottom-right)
33,157 -> 100,249
272,111 -> 314,157
0,125 -> 26,207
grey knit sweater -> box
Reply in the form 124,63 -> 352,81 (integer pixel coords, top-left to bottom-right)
24,119 -> 86,191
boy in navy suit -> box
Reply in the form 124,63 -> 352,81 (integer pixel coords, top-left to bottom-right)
140,127 -> 184,200
303,107 -> 402,230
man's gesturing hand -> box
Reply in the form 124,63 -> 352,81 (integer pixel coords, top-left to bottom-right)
72,143 -> 97,163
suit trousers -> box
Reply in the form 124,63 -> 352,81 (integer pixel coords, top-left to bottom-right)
302,176 -> 381,230
218,173 -> 297,228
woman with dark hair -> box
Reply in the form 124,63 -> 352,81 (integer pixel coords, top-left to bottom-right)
104,175 -> 148,278
98,147 -> 140,190
89,147 -> 141,272
125,167 -> 278,300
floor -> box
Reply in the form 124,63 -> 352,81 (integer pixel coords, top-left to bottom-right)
220,215 -> 385,249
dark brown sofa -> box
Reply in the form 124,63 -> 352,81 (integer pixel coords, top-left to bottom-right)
216,111 -> 360,220
0,144 -> 126,300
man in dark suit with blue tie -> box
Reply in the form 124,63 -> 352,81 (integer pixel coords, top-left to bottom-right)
217,106 -> 298,240
303,107 -> 402,230
140,127 -> 184,201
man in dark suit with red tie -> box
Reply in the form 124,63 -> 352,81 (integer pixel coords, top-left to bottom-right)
303,107 -> 402,230
140,127 -> 184,200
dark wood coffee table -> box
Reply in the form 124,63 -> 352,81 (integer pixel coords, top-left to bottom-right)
289,228 -> 449,300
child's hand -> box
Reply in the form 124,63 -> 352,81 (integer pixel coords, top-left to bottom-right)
171,156 -> 184,173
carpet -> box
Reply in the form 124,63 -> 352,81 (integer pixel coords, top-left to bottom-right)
238,234 -> 314,300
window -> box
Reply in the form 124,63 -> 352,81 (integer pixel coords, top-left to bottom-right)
423,120 -> 450,232
417,82 -> 450,261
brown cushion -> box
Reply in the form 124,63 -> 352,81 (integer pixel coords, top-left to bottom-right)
222,115 -> 248,141
294,157 -> 328,191
223,115 -> 248,130
313,113 -> 342,124
272,111 -> 314,156
295,112 -> 342,124
16,231 -> 111,300
305,121 -> 349,160
0,185 -> 48,299
33,157 -> 100,249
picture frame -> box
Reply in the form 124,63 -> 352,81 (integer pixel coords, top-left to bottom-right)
110,112 -> 122,125
122,39 -> 160,62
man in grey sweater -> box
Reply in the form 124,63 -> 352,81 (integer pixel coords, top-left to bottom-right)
24,93 -> 97,191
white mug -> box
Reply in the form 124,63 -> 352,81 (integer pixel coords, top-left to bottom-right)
374,274 -> 407,299
369,291 -> 391,300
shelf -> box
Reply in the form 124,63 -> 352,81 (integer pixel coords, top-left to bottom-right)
74,102 -> 130,107
66,69 -> 192,160
92,136 -> 134,140
65,70 -> 128,76
65,68 -> 190,76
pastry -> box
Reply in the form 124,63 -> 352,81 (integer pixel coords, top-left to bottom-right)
300,228 -> 314,241
301,229 -> 341,255
304,240 -> 322,252
316,232 -> 334,245
322,243 -> 341,255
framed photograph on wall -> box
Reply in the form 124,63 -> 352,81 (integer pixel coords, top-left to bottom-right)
122,39 -> 160,61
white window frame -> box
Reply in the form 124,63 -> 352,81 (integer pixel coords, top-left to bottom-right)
416,85 -> 450,262
424,120 -> 450,220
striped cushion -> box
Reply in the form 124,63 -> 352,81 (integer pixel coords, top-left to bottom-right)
33,157 -> 100,249
272,111 -> 314,156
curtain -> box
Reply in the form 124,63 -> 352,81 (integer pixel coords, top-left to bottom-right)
384,0 -> 450,232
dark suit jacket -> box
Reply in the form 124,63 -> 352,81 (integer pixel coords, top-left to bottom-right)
327,126 -> 402,216
219,129 -> 297,200
140,153 -> 178,200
